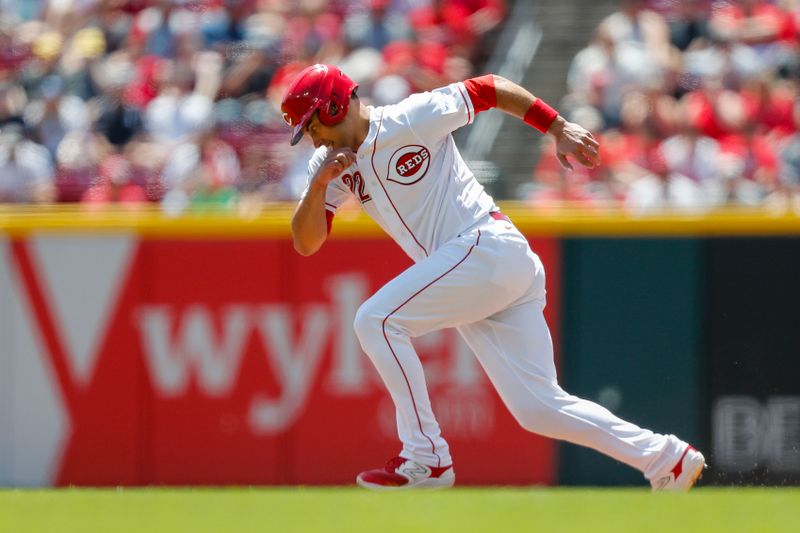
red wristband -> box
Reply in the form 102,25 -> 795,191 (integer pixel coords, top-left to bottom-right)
524,99 -> 559,133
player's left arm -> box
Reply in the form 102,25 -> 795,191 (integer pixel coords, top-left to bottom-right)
464,74 -> 600,170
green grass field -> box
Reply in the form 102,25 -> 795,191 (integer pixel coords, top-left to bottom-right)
1,487 -> 798,533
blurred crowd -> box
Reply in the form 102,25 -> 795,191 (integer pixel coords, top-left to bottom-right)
4,0 -> 799,214
528,0 -> 800,212
0,0 -> 505,211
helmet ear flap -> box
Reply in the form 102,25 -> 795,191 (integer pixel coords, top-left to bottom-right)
319,95 -> 345,126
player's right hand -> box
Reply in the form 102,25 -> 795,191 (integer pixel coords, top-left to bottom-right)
312,148 -> 357,187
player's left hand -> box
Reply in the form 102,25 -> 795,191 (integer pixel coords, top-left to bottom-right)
548,117 -> 600,170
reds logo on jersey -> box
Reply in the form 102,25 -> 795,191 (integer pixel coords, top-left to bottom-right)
388,145 -> 431,185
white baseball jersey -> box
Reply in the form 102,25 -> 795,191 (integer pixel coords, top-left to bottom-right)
300,81 -> 693,485
303,81 -> 497,262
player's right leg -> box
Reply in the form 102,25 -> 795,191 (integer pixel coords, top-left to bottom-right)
352,224 -> 535,489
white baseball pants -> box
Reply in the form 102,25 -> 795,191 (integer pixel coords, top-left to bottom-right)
353,214 -> 686,481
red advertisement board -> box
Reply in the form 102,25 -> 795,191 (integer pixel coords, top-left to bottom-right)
4,234 -> 560,486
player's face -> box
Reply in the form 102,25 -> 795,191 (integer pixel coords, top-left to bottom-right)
304,113 -> 347,151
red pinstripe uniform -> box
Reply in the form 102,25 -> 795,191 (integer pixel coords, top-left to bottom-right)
295,74 -> 704,491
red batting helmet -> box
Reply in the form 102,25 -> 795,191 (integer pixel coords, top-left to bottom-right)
281,64 -> 358,146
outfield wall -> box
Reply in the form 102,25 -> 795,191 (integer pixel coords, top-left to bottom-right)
1,206 -> 799,487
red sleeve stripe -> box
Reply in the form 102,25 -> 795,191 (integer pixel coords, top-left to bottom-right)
463,75 -> 496,114
325,210 -> 334,235
457,83 -> 472,126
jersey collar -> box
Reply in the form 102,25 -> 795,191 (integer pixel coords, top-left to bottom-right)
356,106 -> 380,160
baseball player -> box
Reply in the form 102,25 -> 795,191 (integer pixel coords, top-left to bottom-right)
283,64 -> 705,491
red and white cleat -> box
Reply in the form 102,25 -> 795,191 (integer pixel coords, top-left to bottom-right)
651,445 -> 707,492
356,457 -> 455,490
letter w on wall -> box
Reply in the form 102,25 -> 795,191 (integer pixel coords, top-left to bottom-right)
137,305 -> 250,396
